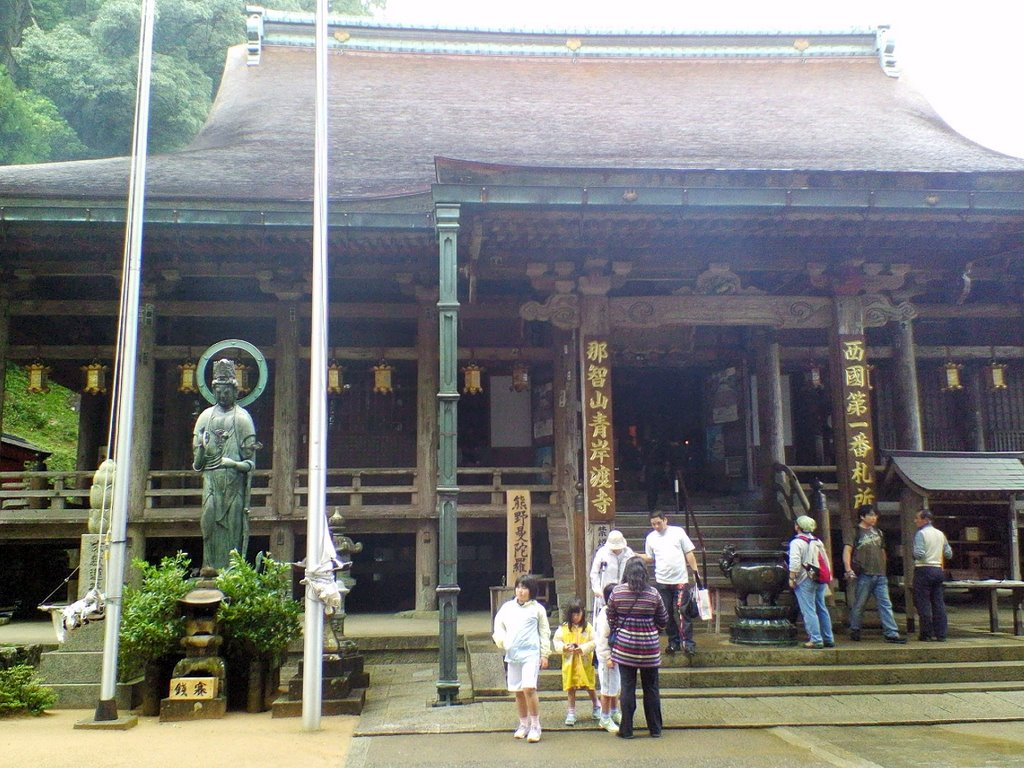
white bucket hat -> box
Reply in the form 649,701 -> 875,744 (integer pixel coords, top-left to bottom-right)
606,530 -> 628,550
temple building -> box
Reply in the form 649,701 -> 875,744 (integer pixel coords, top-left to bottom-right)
2,11 -> 1024,615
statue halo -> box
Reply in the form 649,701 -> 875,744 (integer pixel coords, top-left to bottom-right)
196,339 -> 268,407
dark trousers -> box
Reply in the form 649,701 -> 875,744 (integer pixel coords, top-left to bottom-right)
618,665 -> 662,737
655,582 -> 694,649
913,565 -> 948,640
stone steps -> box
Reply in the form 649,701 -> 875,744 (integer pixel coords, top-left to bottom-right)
469,624 -> 1024,700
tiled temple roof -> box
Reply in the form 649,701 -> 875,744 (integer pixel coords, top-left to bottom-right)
2,22 -> 1023,205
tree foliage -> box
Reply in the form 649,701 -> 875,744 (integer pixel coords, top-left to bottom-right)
1,363 -> 80,472
3,0 -> 385,162
0,64 -> 86,164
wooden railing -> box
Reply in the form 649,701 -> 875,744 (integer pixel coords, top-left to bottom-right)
293,468 -> 418,510
1,465 -> 558,525
0,470 -> 93,512
786,464 -> 885,495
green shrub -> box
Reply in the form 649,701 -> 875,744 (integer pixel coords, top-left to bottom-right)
119,552 -> 192,680
217,551 -> 301,664
0,665 -> 58,717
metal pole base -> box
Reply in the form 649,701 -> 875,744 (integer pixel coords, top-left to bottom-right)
433,684 -> 462,707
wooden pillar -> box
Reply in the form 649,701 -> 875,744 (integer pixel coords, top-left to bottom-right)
269,523 -> 295,564
1010,495 -> 1022,582
966,366 -> 987,451
756,331 -> 787,512
127,303 -> 155,524
829,296 -> 875,548
552,326 -> 581,528
415,520 -> 439,611
271,301 -> 299,521
75,392 -> 108,471
578,280 -> 614,604
900,488 -> 924,633
123,301 -> 156,581
415,291 -> 439,610
891,320 -> 923,451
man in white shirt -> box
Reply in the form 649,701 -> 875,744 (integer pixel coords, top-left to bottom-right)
642,511 -> 700,655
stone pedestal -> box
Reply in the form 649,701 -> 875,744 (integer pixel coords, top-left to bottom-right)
36,622 -> 141,709
729,604 -> 798,645
271,648 -> 369,718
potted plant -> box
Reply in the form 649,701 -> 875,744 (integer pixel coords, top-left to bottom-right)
119,552 -> 191,715
216,551 -> 301,712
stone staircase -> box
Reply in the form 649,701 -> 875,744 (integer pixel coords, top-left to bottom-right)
613,490 -> 790,588
470,630 -> 1024,700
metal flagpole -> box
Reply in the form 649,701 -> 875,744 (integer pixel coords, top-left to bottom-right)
301,0 -> 330,730
93,0 -> 157,723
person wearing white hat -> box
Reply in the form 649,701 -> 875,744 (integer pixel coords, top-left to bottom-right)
590,530 -> 635,622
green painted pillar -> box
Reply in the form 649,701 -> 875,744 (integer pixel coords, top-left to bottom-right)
435,203 -> 461,704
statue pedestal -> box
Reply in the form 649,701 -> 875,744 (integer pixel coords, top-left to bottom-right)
730,604 -> 797,646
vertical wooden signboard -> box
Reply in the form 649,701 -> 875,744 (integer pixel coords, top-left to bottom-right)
581,337 -> 615,523
506,490 -> 532,581
836,335 -> 877,513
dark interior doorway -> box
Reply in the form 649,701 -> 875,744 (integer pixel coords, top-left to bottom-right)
613,367 -> 707,499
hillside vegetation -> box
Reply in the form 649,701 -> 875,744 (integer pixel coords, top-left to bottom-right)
2,363 -> 79,471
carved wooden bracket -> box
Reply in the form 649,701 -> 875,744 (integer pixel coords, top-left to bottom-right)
861,294 -> 917,327
255,268 -> 310,300
808,261 -> 910,295
519,293 -> 580,330
694,263 -> 764,296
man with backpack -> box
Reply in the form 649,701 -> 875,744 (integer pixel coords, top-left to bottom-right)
788,515 -> 836,649
843,504 -> 907,643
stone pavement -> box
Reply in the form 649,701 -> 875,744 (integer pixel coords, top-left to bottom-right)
9,608 -> 1024,768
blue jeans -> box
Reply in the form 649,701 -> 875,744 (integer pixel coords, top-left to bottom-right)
849,574 -> 900,637
794,579 -> 834,645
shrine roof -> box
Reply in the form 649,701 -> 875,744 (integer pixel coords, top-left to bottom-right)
884,451 -> 1024,497
2,20 -> 1024,208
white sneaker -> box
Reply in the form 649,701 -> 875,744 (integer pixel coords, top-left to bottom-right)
612,711 -> 621,725
564,712 -> 576,726
527,727 -> 542,743
513,724 -> 529,739
600,716 -> 620,734
592,706 -> 602,719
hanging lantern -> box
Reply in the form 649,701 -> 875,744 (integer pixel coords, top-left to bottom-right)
327,360 -> 346,395
235,363 -> 252,395
372,361 -> 394,394
462,363 -> 484,395
177,359 -> 198,394
510,359 -> 530,392
941,360 -> 963,392
805,361 -> 823,390
81,361 -> 108,395
26,361 -> 50,394
985,361 -> 1008,391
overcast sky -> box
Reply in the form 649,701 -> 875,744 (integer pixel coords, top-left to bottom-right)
370,1 -> 1024,159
